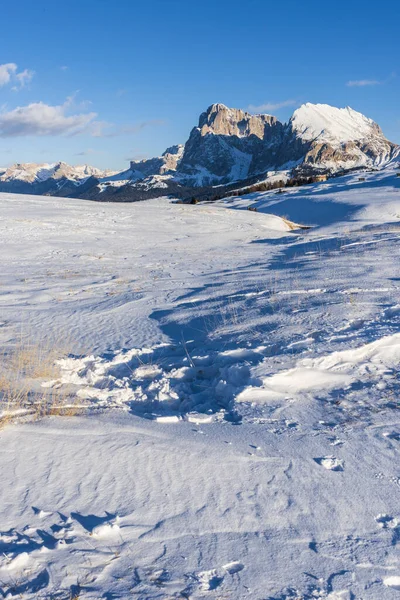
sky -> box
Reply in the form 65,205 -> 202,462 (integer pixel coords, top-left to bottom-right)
0,0 -> 399,170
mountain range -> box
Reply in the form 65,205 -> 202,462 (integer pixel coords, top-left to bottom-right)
1,102 -> 399,201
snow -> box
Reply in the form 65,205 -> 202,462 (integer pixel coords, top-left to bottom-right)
98,178 -> 131,192
384,576 -> 400,590
291,102 -> 378,144
0,163 -> 400,598
237,332 -> 400,403
225,142 -> 253,181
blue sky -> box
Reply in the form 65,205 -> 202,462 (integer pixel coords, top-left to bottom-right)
0,0 -> 399,170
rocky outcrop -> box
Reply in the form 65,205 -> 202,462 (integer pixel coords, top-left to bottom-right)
177,104 -> 283,185
130,145 -> 184,179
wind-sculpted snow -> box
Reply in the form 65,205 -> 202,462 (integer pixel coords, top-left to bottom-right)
0,165 -> 400,598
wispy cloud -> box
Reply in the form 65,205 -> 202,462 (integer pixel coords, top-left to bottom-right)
0,63 -> 17,86
346,79 -> 380,87
247,99 -> 297,114
74,148 -> 96,156
92,119 -> 166,138
0,63 -> 34,90
347,73 -> 396,87
60,66 -> 69,71
12,69 -> 35,91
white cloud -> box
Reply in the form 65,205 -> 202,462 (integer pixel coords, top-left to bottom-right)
346,79 -> 380,87
0,97 -> 165,139
0,63 -> 34,89
0,99 -> 97,137
247,99 -> 297,114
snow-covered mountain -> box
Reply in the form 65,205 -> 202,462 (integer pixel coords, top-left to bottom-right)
0,162 -> 111,183
0,161 -> 115,195
0,103 -> 398,201
290,103 -> 379,143
286,103 -> 398,172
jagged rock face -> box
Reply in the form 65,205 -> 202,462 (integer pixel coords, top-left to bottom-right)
178,104 -> 284,185
197,103 -> 277,138
160,145 -> 184,173
301,138 -> 399,171
130,145 -> 184,178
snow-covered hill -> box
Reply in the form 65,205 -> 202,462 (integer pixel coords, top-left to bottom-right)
0,165 -> 400,598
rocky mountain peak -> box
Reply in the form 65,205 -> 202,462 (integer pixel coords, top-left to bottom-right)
162,144 -> 184,157
198,103 -> 279,140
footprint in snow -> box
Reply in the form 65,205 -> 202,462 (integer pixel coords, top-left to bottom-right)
314,456 -> 344,471
375,514 -> 399,529
32,506 -> 52,519
196,569 -> 224,591
383,431 -> 400,441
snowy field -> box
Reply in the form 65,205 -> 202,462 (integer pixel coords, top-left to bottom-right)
0,166 -> 400,599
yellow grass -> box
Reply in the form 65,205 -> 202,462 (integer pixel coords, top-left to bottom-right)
0,335 -> 82,427
281,216 -> 312,231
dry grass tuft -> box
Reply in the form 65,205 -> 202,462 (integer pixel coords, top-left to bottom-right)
281,216 -> 312,231
0,336 -> 82,427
